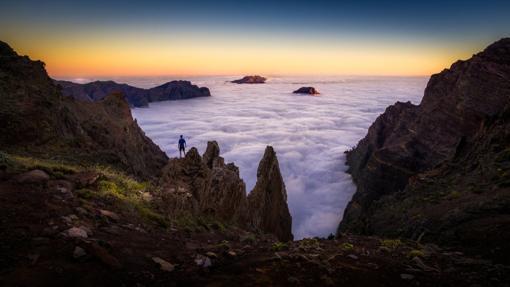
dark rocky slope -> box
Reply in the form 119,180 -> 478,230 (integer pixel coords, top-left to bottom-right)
56,79 -> 211,107
339,38 -> 510,262
0,41 -> 168,179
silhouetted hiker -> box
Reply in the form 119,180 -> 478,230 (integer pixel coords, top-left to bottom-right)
178,135 -> 186,158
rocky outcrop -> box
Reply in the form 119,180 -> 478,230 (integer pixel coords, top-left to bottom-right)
158,142 -> 293,241
293,87 -> 320,95
248,146 -> 293,241
56,79 -> 211,107
0,41 -> 168,179
231,75 -> 266,84
338,38 -> 510,261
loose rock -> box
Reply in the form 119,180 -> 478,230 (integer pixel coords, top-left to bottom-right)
152,257 -> 175,272
64,227 -> 88,238
400,274 -> 415,280
195,254 -> 212,268
73,246 -> 87,259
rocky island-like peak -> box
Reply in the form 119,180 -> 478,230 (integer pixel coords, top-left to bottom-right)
293,87 -> 320,95
231,75 -> 267,84
56,79 -> 211,107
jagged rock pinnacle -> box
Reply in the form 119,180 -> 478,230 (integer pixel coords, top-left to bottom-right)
248,146 -> 293,241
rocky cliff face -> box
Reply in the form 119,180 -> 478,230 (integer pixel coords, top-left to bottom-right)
339,38 -> 510,262
0,41 -> 168,179
158,142 -> 293,241
56,79 -> 211,107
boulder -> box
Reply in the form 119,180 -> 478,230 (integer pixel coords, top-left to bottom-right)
47,180 -> 74,194
152,257 -> 175,272
231,75 -> 266,84
293,87 -> 320,95
16,170 -> 49,184
73,246 -> 87,259
194,254 -> 212,267
99,209 -> 120,221
64,227 -> 88,238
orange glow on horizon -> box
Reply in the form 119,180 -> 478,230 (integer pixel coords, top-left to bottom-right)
2,30 -> 480,78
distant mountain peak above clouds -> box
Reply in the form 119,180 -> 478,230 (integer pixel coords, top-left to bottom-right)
55,79 -> 211,107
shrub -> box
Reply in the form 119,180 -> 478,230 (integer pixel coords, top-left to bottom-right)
272,242 -> 288,251
407,249 -> 425,258
340,242 -> 354,251
380,239 -> 401,250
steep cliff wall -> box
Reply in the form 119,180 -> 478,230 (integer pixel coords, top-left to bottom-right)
339,38 -> 510,262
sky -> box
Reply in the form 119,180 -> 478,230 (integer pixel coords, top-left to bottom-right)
1,0 -> 509,77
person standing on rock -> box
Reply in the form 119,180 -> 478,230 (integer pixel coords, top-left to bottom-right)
178,135 -> 187,158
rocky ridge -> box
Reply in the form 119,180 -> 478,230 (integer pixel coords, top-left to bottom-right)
56,79 -> 211,107
157,141 -> 293,241
338,38 -> 510,263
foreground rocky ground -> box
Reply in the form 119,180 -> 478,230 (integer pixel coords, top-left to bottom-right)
0,155 -> 508,286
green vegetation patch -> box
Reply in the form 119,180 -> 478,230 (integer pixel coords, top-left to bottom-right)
380,239 -> 402,250
340,242 -> 354,251
272,241 -> 288,251
407,249 -> 426,258
8,153 -> 81,175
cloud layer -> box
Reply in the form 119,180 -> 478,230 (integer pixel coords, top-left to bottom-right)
131,76 -> 427,239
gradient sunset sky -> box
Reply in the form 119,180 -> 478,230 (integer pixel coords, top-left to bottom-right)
1,0 -> 509,77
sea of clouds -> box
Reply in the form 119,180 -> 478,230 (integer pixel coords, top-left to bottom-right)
127,75 -> 427,239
